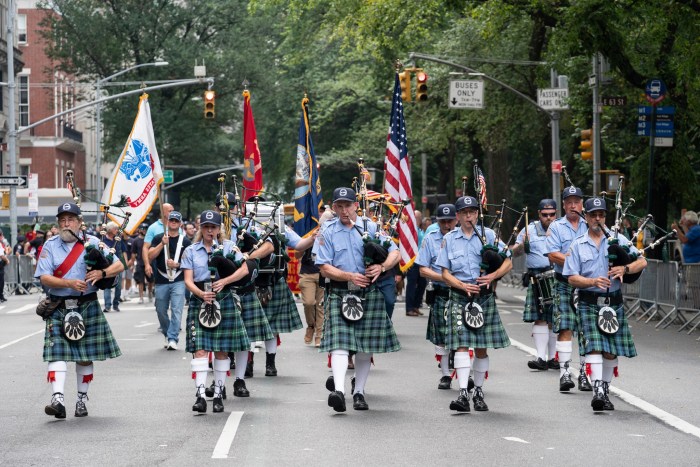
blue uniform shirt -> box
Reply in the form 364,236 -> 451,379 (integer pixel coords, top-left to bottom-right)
544,216 -> 587,273
516,221 -> 551,269
436,226 -> 508,283
315,217 -> 397,273
34,235 -> 118,297
416,229 -> 449,287
562,232 -> 639,293
284,226 -> 302,249
181,239 -> 235,282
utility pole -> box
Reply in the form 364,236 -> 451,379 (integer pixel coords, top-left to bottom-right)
7,0 -> 18,248
592,54 -> 602,195
550,69 -> 561,210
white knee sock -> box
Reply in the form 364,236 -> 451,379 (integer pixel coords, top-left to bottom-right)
330,350 -> 349,394
587,354 -> 604,393
556,340 -> 573,377
453,352 -> 471,390
435,346 -> 450,377
548,329 -> 557,360
47,361 -> 67,395
76,363 -> 94,396
234,351 -> 249,380
265,338 -> 278,354
191,357 -> 209,397
532,324 -> 549,360
603,357 -> 618,383
213,358 -> 230,397
473,356 -> 489,388
353,353 -> 372,395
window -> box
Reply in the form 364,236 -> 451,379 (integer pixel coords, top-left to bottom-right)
19,76 -> 29,127
17,14 -> 27,44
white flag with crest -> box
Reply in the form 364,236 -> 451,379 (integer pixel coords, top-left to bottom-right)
101,94 -> 163,234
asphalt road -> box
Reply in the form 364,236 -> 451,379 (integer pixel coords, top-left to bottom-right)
1,284 -> 699,466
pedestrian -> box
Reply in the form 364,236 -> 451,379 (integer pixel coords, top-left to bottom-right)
35,202 -> 123,419
142,202 -> 175,293
131,223 -> 152,303
405,210 -> 427,316
511,199 -> 559,370
544,186 -> 592,392
0,232 -> 8,302
437,195 -> 512,412
315,187 -> 401,412
148,211 -> 191,350
101,222 -> 127,313
672,210 -> 700,263
181,209 -> 252,413
563,197 -> 646,411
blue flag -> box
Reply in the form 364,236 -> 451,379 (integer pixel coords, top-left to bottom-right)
293,97 -> 323,237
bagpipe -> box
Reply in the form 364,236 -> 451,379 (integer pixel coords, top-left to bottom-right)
603,176 -> 642,284
65,170 -> 131,290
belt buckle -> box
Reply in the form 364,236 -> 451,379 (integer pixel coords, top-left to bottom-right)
347,282 -> 361,292
65,299 -> 79,309
597,296 -> 608,307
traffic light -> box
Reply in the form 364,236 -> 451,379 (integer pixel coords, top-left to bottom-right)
399,71 -> 411,102
204,90 -> 216,119
415,71 -> 429,101
580,128 -> 592,161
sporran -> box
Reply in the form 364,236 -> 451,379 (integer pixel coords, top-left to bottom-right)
597,304 -> 620,335
462,301 -> 484,330
62,302 -> 86,341
341,293 -> 364,321
198,300 -> 222,329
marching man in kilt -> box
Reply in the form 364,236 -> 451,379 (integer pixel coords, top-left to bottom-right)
511,199 -> 560,371
181,210 -> 253,413
563,197 -> 645,411
36,202 -> 124,419
417,203 -> 459,390
437,196 -> 512,412
316,187 -> 401,412
544,186 -> 592,392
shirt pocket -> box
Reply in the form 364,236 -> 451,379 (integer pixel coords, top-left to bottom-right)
448,250 -> 467,269
578,248 -> 598,276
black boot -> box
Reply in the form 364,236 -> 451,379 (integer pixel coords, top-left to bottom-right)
75,392 -> 89,417
44,392 -> 66,419
591,381 -> 605,412
245,354 -> 254,378
233,378 -> 250,397
265,352 -> 278,377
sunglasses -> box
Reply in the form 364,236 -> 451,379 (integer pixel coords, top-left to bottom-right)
540,212 -> 557,218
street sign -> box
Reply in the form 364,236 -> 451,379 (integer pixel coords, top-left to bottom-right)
551,161 -> 562,173
637,105 -> 675,137
449,80 -> 484,109
163,170 -> 174,184
601,96 -> 627,106
654,137 -> 673,147
28,173 -> 38,216
537,88 -> 569,110
645,78 -> 666,104
0,176 -> 27,187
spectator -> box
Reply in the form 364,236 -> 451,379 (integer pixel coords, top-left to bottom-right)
0,233 -> 8,302
672,211 -> 700,263
184,222 -> 197,242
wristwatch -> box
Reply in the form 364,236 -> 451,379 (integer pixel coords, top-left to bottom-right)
623,265 -> 629,275
101,270 -> 107,279
381,265 -> 386,273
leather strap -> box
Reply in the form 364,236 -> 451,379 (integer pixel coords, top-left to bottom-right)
53,242 -> 85,278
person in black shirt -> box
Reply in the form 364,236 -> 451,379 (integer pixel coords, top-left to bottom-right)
131,224 -> 152,304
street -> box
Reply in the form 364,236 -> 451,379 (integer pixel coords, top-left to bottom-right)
1,284 -> 699,466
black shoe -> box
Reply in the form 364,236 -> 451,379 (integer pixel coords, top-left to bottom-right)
449,390 -> 470,412
325,375 -> 335,392
213,397 -> 224,413
44,393 -> 66,419
527,358 -> 548,371
351,376 -> 356,395
245,358 -> 254,378
75,393 -> 88,417
468,376 -> 475,393
353,393 -> 369,410
559,372 -> 575,392
547,359 -> 560,370
438,376 -> 452,390
192,397 -> 207,413
265,352 -> 277,377
591,394 -> 605,412
472,387 -> 489,412
112,306 -> 120,312
602,382 -> 615,410
205,381 -> 227,399
328,390 -> 346,412
578,372 -> 593,391
233,378 -> 250,397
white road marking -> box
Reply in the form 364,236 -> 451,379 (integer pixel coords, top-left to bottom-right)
503,437 -> 530,444
134,322 -> 156,328
212,411 -> 244,459
509,338 -> 700,441
0,306 -> 5,311
0,329 -> 44,350
6,304 -> 39,314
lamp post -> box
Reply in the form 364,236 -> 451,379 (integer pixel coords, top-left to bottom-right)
94,61 -> 168,218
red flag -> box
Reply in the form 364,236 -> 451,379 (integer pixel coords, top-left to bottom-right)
242,90 -> 263,200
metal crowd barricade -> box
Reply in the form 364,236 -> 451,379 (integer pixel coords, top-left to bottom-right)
652,260 -> 681,328
677,264 -> 700,335
501,254 -> 526,287
626,259 -> 660,320
4,255 -> 21,295
17,255 -> 39,293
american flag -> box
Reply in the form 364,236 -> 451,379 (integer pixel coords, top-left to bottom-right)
384,73 -> 418,272
477,168 -> 487,208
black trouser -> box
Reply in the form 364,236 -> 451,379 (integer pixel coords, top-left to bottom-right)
0,271 -> 4,299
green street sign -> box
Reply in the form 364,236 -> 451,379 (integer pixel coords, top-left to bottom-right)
163,169 -> 174,184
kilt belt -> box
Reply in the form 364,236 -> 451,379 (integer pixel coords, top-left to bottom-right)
578,290 -> 623,306
50,292 -> 98,308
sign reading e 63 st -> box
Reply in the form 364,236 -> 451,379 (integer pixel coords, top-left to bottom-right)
0,176 -> 28,187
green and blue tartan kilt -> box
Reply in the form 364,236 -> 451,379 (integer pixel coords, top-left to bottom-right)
445,292 -> 511,350
552,279 -> 579,333
426,295 -> 449,345
523,283 -> 555,324
262,276 -> 303,334
320,287 -> 401,354
43,300 -> 121,362
239,291 -> 275,342
577,301 -> 637,357
185,292 -> 251,353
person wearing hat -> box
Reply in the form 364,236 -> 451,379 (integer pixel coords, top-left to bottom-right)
417,203 -> 460,390
148,211 -> 192,350
180,210 -> 254,413
544,186 -> 592,392
436,195 -> 512,412
563,197 -> 646,411
142,202 -> 177,300
512,199 -> 560,371
315,187 -> 401,412
35,202 -> 124,419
